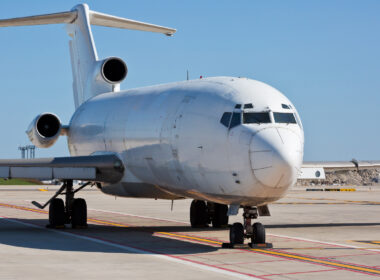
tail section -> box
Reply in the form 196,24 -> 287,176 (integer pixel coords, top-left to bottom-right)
67,4 -> 98,108
0,4 -> 176,108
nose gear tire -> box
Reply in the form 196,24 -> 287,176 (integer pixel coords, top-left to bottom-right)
252,222 -> 266,244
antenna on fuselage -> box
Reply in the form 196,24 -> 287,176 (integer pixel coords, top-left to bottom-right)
186,70 -> 189,81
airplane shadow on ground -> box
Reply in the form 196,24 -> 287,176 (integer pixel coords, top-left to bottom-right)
0,218 -> 224,255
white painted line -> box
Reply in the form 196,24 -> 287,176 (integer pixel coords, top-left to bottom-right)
0,217 -> 260,280
269,233 -> 380,253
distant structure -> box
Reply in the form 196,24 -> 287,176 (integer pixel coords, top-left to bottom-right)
18,145 -> 35,159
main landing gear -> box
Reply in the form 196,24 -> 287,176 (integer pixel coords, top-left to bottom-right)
32,180 -> 90,228
190,200 -> 228,228
229,206 -> 266,245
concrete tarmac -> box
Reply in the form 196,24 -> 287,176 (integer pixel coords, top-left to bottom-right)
0,185 -> 379,279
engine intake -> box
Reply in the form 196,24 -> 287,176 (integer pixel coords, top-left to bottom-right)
101,57 -> 127,84
26,113 -> 62,148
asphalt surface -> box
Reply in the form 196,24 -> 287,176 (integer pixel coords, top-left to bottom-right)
0,185 -> 379,279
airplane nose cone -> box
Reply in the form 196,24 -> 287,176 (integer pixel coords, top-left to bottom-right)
250,128 -> 302,188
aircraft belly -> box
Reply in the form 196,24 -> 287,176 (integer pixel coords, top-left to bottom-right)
99,181 -> 282,205
100,182 -> 184,200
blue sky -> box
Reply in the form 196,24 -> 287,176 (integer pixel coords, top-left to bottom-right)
0,0 -> 379,161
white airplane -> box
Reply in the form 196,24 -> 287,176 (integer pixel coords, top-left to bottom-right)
0,4 -> 379,246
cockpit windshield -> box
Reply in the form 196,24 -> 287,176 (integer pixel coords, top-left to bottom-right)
273,112 -> 297,124
243,112 -> 271,124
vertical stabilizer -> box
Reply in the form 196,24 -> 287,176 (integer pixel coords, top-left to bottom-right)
67,4 -> 98,108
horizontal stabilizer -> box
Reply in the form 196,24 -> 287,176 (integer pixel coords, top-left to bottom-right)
0,7 -> 176,36
0,11 -> 77,27
90,11 -> 176,36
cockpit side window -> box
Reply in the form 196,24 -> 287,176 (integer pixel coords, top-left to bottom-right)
220,112 -> 241,129
273,112 -> 297,124
243,112 -> 271,124
220,112 -> 232,128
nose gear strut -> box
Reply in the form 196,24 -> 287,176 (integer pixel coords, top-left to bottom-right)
224,206 -> 271,248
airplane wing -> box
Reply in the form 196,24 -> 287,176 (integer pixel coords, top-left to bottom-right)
0,154 -> 124,183
299,160 -> 380,179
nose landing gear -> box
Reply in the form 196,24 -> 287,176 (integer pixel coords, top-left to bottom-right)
229,206 -> 266,246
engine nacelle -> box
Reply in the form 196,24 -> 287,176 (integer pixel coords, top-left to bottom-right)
78,57 -> 128,107
26,113 -> 62,148
100,57 -> 128,84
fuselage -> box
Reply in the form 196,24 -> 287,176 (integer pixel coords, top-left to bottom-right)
67,77 -> 304,206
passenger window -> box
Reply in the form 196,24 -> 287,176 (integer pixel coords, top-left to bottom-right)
229,112 -> 241,128
244,103 -> 253,109
234,104 -> 242,109
220,112 -> 232,127
243,112 -> 271,124
273,112 -> 297,124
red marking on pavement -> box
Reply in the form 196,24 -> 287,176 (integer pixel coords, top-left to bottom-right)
261,268 -> 340,277
186,251 -> 247,256
169,255 -> 269,280
269,234 -> 380,253
259,248 -> 380,276
224,259 -> 288,266
273,248 -> 380,270
325,252 -> 380,259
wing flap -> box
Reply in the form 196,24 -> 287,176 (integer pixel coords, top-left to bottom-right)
0,167 -> 95,180
0,154 -> 124,183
